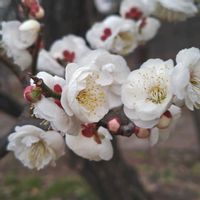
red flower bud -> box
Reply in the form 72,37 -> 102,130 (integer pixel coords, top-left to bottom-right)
157,111 -> 172,129
135,127 -> 150,139
23,86 -> 42,103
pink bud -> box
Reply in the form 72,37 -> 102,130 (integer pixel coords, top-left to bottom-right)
23,86 -> 42,103
34,7 -> 45,19
135,127 -> 150,139
157,111 -> 172,129
107,118 -> 120,133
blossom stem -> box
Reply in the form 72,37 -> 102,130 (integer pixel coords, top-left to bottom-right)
97,108 -> 136,137
30,75 -> 61,99
31,31 -> 43,75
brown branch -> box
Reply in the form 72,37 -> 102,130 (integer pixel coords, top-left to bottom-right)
0,92 -> 23,117
31,29 -> 43,75
0,52 -> 28,86
30,75 -> 61,99
98,107 -> 135,137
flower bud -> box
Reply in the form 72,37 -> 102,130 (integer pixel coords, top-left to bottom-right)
107,118 -> 120,133
134,127 -> 150,139
21,0 -> 45,19
19,19 -> 40,32
157,111 -> 172,129
23,86 -> 42,103
34,7 -> 45,19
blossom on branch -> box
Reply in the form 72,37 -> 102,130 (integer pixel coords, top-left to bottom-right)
137,17 -> 161,43
120,0 -> 156,20
7,125 -> 65,170
32,72 -> 81,135
153,0 -> 198,21
122,58 -> 174,128
149,105 -> 181,145
65,126 -> 113,161
86,15 -> 138,55
172,47 -> 200,110
49,35 -> 91,64
37,49 -> 65,77
61,49 -> 130,123
1,20 -> 40,70
21,0 -> 45,19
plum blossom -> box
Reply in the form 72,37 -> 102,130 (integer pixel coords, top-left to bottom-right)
37,49 -> 65,77
120,0 -> 156,20
122,58 -> 174,128
65,126 -> 113,161
149,105 -> 181,145
1,20 -> 40,70
171,47 -> 200,110
7,125 -> 65,170
32,72 -> 81,135
94,0 -> 119,14
22,0 -> 45,19
86,15 -> 138,55
137,17 -> 161,43
61,49 -> 130,123
153,0 -> 198,21
49,35 -> 91,64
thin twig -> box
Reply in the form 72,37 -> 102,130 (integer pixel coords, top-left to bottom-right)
30,75 -> 61,99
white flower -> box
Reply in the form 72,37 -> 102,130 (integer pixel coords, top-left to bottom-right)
120,0 -> 156,20
2,20 -> 40,50
153,0 -> 198,21
1,20 -> 40,70
65,126 -> 113,161
171,47 -> 200,110
19,20 -> 40,47
49,35 -> 90,63
37,49 -> 65,77
33,72 -> 80,135
137,17 -> 161,43
86,15 -> 138,55
149,105 -> 181,145
94,0 -> 119,14
61,49 -> 130,123
122,59 -> 174,128
7,125 -> 65,170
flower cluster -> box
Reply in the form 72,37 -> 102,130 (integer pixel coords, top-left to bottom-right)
1,0 -> 199,170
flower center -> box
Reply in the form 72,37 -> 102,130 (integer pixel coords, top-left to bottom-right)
76,74 -> 105,113
63,50 -> 75,63
148,86 -> 167,104
125,7 -> 143,20
190,75 -> 200,108
101,28 -> 112,41
29,141 -> 47,166
113,31 -> 135,54
190,76 -> 200,87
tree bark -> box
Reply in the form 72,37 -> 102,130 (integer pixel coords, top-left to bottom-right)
68,140 -> 151,200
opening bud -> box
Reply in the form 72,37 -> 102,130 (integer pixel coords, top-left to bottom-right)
19,19 -> 40,32
134,127 -> 150,139
157,111 -> 172,129
23,85 -> 42,103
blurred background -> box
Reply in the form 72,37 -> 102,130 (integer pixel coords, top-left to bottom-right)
0,0 -> 200,200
